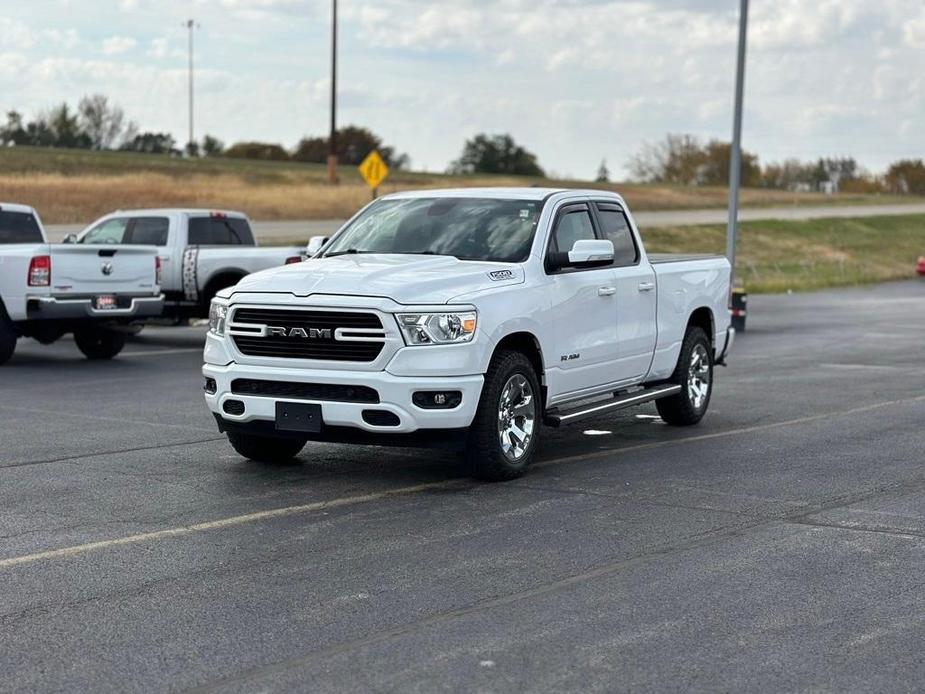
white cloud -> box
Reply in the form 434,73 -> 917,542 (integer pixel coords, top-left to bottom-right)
1,0 -> 923,178
101,36 -> 137,56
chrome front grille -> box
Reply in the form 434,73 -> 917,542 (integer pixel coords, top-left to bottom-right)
229,307 -> 386,362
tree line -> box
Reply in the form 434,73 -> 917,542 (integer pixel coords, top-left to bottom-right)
628,133 -> 925,195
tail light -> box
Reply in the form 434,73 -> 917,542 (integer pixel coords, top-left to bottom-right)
28,255 -> 51,286
285,256 -> 302,265
155,256 -> 162,285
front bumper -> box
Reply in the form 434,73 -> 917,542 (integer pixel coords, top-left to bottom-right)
26,294 -> 165,320
202,362 -> 484,435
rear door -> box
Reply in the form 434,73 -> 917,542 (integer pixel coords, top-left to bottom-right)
593,201 -> 657,382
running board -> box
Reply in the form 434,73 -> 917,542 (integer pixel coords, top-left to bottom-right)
544,384 -> 682,428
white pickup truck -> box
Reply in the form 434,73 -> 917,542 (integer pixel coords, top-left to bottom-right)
203,188 -> 733,480
0,203 -> 163,365
73,209 -> 302,319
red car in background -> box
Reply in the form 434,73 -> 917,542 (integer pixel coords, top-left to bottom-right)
918,257 -> 925,276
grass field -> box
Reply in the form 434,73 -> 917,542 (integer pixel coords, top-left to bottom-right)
258,215 -> 925,294
2,146 -> 919,225
641,215 -> 925,293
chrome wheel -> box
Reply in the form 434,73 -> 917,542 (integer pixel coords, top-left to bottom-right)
497,373 -> 536,462
687,343 -> 711,410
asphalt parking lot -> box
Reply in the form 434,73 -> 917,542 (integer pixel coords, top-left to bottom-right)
2,280 -> 924,692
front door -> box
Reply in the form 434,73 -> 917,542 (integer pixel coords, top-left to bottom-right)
544,203 -> 621,398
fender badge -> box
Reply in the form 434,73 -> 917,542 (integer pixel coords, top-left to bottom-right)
488,270 -> 514,281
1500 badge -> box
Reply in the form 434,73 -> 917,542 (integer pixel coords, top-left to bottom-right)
488,270 -> 514,281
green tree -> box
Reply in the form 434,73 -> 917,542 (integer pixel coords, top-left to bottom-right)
202,134 -> 224,156
885,159 -> 925,195
46,103 -> 91,148
121,132 -> 176,154
595,159 -> 610,183
293,125 -> 408,169
449,133 -> 544,176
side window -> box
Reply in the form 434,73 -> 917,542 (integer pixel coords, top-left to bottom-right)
82,218 -> 129,245
125,217 -> 169,246
188,217 -> 254,245
597,205 -> 639,266
552,209 -> 596,253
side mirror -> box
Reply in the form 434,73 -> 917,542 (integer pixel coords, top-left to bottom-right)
306,235 -> 329,257
547,239 -> 614,271
63,233 -> 78,244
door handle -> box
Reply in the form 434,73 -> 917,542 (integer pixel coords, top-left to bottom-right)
637,282 -> 655,292
598,286 -> 616,296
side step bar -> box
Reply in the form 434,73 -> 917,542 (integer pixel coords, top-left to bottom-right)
544,384 -> 682,428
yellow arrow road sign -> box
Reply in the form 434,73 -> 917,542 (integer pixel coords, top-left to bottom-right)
358,150 -> 389,190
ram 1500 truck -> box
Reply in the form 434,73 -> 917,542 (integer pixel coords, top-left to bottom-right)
0,203 -> 163,365
203,189 -> 734,480
73,209 -> 302,319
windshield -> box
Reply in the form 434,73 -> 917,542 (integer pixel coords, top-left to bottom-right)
323,197 -> 543,262
0,210 -> 43,244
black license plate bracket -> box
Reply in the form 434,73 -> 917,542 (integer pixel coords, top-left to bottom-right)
275,402 -> 322,433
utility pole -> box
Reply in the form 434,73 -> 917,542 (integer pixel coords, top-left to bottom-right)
327,0 -> 338,184
185,19 -> 200,156
726,0 -> 749,284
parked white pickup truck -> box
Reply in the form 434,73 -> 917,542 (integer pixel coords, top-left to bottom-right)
0,203 -> 163,365
73,209 -> 302,319
203,189 -> 733,480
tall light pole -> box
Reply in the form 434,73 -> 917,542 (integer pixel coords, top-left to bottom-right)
185,19 -> 200,155
726,0 -> 749,284
327,0 -> 338,184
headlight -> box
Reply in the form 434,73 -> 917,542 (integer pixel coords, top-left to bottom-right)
209,301 -> 228,336
396,311 -> 477,345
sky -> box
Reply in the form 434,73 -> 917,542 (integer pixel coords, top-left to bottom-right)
1,0 -> 924,179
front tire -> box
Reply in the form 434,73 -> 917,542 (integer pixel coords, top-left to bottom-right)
73,326 -> 126,360
227,431 -> 307,463
656,326 -> 713,426
466,350 -> 541,482
0,314 -> 17,366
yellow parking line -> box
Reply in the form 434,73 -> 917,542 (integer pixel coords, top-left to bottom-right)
2,393 -> 923,571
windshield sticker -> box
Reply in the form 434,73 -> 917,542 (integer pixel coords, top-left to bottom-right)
519,209 -> 530,219
488,270 -> 515,281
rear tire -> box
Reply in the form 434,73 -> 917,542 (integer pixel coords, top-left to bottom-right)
656,326 -> 713,426
73,326 -> 126,360
466,350 -> 541,482
0,314 -> 17,366
227,431 -> 307,463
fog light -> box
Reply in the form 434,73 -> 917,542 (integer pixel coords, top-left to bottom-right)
204,377 -> 217,394
413,391 -> 462,409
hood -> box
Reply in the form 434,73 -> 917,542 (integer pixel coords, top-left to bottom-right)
232,253 -> 525,305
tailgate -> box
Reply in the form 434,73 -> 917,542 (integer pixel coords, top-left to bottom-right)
48,245 -> 158,295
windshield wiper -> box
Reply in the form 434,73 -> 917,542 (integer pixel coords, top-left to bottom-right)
325,248 -> 371,257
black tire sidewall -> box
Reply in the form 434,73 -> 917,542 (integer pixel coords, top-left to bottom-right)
0,316 -> 17,365
74,327 -> 126,360
468,350 -> 542,480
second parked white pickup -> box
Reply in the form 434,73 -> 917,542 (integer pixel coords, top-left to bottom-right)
73,209 -> 302,319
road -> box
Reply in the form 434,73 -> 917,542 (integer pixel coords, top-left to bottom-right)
47,202 -> 925,243
1,281 -> 924,691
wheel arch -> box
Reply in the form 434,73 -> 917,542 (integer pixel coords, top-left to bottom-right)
490,331 -> 547,407
686,306 -> 715,347
202,268 -> 248,302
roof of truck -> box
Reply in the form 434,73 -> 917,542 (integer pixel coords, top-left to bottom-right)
381,187 -> 624,202
103,208 -> 248,217
0,202 -> 37,214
